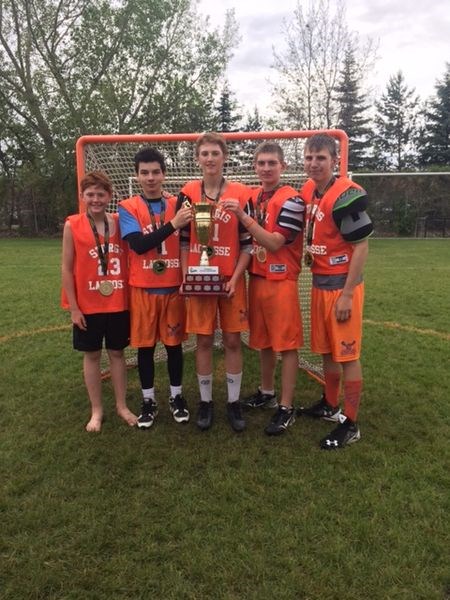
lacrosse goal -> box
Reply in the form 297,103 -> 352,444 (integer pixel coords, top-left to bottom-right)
75,129 -> 349,382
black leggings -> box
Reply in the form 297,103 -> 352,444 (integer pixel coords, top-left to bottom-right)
137,344 -> 183,389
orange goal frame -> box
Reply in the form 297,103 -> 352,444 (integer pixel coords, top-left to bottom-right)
75,129 -> 349,383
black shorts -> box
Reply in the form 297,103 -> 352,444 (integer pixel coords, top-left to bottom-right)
73,311 -> 130,352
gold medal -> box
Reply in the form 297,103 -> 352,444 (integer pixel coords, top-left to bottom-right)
256,246 -> 267,263
98,280 -> 114,296
152,259 -> 167,275
206,246 -> 214,258
304,251 -> 314,268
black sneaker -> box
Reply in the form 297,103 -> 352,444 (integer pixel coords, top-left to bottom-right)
320,414 -> 361,450
227,401 -> 246,432
137,400 -> 158,429
196,401 -> 213,430
264,405 -> 295,436
242,388 -> 278,409
169,394 -> 190,424
298,393 -> 341,422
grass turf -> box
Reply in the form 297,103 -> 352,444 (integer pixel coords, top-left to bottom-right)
0,238 -> 449,599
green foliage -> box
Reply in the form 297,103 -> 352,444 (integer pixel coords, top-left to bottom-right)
334,44 -> 371,170
213,80 -> 242,132
0,238 -> 449,599
420,62 -> 450,167
0,0 -> 238,232
371,71 -> 421,171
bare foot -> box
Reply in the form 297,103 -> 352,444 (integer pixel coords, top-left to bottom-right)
117,407 -> 138,427
86,414 -> 103,432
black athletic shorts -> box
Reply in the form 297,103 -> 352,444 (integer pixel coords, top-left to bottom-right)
73,311 -> 130,352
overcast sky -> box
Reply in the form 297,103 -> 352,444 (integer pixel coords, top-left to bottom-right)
198,0 -> 449,117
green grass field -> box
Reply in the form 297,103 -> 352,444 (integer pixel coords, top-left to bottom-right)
1,238 -> 449,599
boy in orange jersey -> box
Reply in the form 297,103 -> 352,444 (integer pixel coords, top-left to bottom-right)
119,147 -> 193,429
224,141 -> 305,436
177,132 -> 252,433
298,133 -> 373,449
61,171 -> 137,432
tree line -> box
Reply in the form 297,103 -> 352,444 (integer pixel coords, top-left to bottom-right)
0,0 -> 449,234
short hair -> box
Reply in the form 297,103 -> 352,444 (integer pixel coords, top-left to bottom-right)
254,141 -> 285,163
195,132 -> 228,158
134,147 -> 166,174
80,171 -> 113,195
304,134 -> 338,159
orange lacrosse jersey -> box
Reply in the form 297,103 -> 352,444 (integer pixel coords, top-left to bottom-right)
61,213 -> 128,314
119,195 -> 182,288
301,177 -> 365,276
249,185 -> 303,281
180,180 -> 250,277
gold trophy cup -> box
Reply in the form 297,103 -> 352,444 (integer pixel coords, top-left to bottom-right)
181,201 -> 226,295
195,203 -> 214,267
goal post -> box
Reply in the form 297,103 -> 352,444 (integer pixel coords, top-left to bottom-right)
75,129 -> 349,382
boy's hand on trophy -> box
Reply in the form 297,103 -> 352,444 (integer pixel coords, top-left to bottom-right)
221,199 -> 243,217
172,205 -> 193,229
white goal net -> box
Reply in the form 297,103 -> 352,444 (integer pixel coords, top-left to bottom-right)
76,130 -> 350,382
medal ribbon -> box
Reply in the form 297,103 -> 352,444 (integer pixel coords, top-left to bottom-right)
145,197 -> 166,255
306,177 -> 336,246
200,177 -> 225,245
87,213 -> 109,276
255,185 -> 281,228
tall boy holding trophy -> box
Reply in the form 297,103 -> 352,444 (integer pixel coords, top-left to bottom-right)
177,133 -> 252,433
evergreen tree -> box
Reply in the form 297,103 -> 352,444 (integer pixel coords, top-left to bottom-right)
334,45 -> 371,170
420,63 -> 450,166
244,106 -> 263,132
214,81 -> 242,132
371,71 -> 421,171
228,106 -> 264,178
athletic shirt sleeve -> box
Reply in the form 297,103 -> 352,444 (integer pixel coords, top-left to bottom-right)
176,191 -> 192,248
239,197 -> 253,253
118,204 -> 141,238
274,196 -> 305,242
332,188 -> 374,242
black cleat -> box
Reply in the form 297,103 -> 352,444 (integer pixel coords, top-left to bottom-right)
320,414 -> 361,450
264,405 -> 295,436
298,394 -> 341,422
227,401 -> 246,432
196,401 -> 213,431
169,394 -> 190,423
242,388 -> 278,409
137,400 -> 158,429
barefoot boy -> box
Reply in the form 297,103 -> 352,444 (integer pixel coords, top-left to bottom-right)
62,171 -> 137,432
224,142 -> 305,435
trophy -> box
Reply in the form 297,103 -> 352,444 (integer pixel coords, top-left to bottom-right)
181,201 -> 226,295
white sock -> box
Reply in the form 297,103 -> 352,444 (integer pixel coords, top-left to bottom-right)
142,388 -> 155,401
197,374 -> 213,403
170,385 -> 182,398
260,386 -> 275,396
227,372 -> 242,403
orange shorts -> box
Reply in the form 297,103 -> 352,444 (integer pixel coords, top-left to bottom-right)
185,277 -> 248,335
248,276 -> 303,352
129,286 -> 186,347
311,282 -> 364,362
